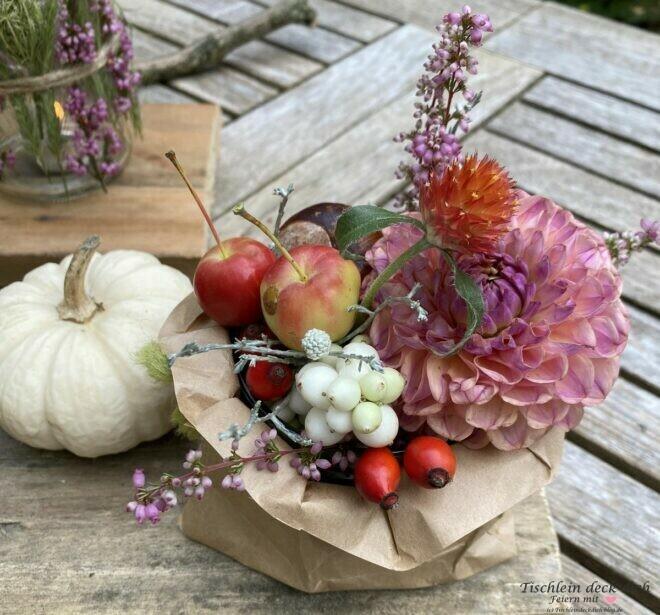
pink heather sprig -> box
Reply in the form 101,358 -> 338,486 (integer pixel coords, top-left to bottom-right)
127,440 -> 333,525
395,5 -> 492,209
604,218 -> 660,267
289,441 -> 332,481
55,3 -> 97,65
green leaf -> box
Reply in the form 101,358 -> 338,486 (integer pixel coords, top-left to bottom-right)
437,251 -> 485,357
335,205 -> 424,254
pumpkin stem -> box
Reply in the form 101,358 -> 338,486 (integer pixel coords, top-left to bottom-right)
57,235 -> 104,323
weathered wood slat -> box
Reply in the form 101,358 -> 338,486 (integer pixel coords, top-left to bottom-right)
0,425 -> 561,613
119,0 -> 322,89
138,83 -> 197,104
488,3 -> 660,111
338,0 -> 539,31
578,379 -> 659,488
489,102 -> 660,198
562,555 -> 655,615
255,0 -> 397,42
465,131 -> 660,314
548,442 -> 660,606
212,24 -> 435,216
622,304 -> 660,393
524,76 -> 660,152
465,131 -> 660,232
132,28 -> 273,115
172,67 -> 277,116
170,0 -> 361,64
222,50 -> 541,235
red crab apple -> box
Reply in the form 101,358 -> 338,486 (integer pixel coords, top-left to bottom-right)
234,204 -> 361,351
194,238 -> 275,326
166,151 -> 275,326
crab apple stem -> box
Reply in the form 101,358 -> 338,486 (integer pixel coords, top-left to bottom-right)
165,150 -> 227,258
233,203 -> 308,283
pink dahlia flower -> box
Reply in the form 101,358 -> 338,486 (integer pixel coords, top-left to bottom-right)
366,193 -> 629,450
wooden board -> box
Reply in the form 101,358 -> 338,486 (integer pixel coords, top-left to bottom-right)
339,0 -> 539,31
524,76 -> 660,152
548,441 -> 660,608
0,104 -> 220,285
212,25 -> 437,216
221,49 -> 541,235
489,102 -> 660,199
0,426 -> 561,614
488,3 -> 660,111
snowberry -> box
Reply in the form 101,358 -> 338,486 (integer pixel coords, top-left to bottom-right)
381,367 -> 406,404
352,401 -> 382,434
326,376 -> 361,412
304,407 -> 344,445
360,371 -> 387,402
325,406 -> 354,434
336,342 -> 378,380
350,334 -> 371,344
354,405 -> 399,448
296,363 -> 338,410
288,387 -> 312,416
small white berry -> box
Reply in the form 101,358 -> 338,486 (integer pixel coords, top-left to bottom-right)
326,376 -> 361,412
296,363 -> 337,410
354,405 -> 399,447
325,406 -> 354,434
352,401 -> 382,434
336,342 -> 378,380
360,371 -> 387,402
304,407 -> 344,445
381,368 -> 406,404
288,386 -> 312,415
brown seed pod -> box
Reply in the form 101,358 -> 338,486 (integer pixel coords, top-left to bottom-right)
279,203 -> 378,275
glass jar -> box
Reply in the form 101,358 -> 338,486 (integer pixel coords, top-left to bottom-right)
0,0 -> 140,202
0,90 -> 133,201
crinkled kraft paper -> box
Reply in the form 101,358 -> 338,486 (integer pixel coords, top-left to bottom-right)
160,294 -> 564,592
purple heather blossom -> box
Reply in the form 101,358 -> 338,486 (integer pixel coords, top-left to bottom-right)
331,449 -> 357,473
56,3 -> 97,65
0,148 -> 16,179
604,219 -> 660,267
395,7 -> 492,209
132,468 -> 146,489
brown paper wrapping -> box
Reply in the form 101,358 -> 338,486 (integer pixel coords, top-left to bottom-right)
160,294 -> 565,592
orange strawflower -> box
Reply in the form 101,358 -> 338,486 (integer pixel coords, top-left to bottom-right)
420,155 -> 517,254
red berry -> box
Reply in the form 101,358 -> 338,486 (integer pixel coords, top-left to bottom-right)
238,323 -> 275,341
246,361 -> 293,401
354,448 -> 401,510
403,436 -> 456,489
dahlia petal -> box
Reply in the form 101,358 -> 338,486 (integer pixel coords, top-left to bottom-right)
500,383 -> 553,406
555,405 -> 584,430
465,399 -> 517,430
524,400 -> 570,429
556,354 -> 595,404
427,407 -> 474,441
461,429 -> 491,449
526,354 -> 568,383
486,413 -> 548,451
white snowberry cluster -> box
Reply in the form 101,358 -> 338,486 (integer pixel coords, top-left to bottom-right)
282,337 -> 406,448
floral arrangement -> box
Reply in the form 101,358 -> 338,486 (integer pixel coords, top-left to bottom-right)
127,6 -> 656,527
0,0 -> 140,189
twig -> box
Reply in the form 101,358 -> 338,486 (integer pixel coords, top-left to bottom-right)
338,283 -> 427,345
273,183 -> 294,244
136,0 -> 316,85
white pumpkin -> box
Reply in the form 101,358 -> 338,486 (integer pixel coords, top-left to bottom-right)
0,236 -> 192,457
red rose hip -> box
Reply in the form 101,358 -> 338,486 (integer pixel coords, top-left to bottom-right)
403,436 -> 456,489
246,361 -> 293,402
354,447 -> 401,510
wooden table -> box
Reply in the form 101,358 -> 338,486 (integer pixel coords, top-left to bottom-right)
2,1 -> 658,613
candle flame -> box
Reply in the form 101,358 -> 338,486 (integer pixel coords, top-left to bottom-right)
54,101 -> 65,122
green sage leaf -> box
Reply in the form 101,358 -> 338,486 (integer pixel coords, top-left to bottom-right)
335,205 -> 424,254
437,251 -> 485,357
